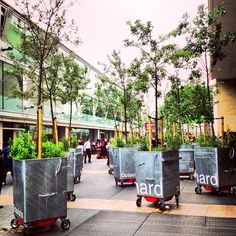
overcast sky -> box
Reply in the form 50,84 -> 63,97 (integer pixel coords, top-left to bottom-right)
5,0 -> 207,70
70,0 -> 207,70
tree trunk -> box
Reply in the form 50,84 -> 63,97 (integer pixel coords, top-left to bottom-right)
155,76 -> 158,145
49,94 -> 55,143
69,100 -> 73,146
37,60 -> 44,158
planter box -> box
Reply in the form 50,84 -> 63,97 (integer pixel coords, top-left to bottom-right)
134,150 -> 180,209
13,157 -> 67,223
194,147 -> 236,192
113,147 -> 136,185
179,144 -> 195,179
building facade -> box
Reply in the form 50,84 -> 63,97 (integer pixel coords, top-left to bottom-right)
209,0 -> 236,136
0,0 -> 115,148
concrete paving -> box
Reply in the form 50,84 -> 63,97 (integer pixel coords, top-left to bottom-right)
1,155 -> 236,235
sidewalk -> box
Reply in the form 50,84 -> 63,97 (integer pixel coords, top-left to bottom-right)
1,157 -> 236,235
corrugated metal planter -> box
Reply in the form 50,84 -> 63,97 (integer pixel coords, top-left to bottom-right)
194,147 -> 236,195
179,144 -> 195,180
108,147 -> 117,174
112,147 -> 136,186
135,150 -> 180,210
11,157 -> 70,233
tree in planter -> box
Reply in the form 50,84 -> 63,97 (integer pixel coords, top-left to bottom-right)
171,3 -> 235,139
43,49 -> 64,143
124,20 -> 177,144
100,50 -> 148,143
160,79 -> 213,134
58,55 -> 89,146
9,0 -> 80,158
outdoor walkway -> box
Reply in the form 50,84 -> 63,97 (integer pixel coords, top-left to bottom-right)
1,156 -> 236,235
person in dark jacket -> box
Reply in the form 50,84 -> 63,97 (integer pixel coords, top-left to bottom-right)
2,146 -> 12,184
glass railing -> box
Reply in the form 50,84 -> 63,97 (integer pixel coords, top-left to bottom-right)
0,96 -> 115,128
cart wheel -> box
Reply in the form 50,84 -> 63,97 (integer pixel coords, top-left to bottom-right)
229,187 -> 236,195
70,193 -> 76,201
108,169 -> 113,174
216,189 -> 223,196
61,219 -> 70,230
10,218 -> 19,229
115,179 -> 118,186
189,174 -> 195,180
159,200 -> 165,211
136,197 -> 142,207
175,195 -> 179,207
23,224 -> 30,236
195,186 -> 202,194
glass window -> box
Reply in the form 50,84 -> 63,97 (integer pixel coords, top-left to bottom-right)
3,62 -> 23,111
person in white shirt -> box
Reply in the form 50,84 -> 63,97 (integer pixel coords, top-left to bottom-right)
84,138 -> 92,163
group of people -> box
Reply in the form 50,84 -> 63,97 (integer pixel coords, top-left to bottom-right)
0,146 -> 12,209
77,137 -> 110,165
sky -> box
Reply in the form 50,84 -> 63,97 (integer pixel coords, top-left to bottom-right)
70,0 -> 207,70
5,0 -> 207,70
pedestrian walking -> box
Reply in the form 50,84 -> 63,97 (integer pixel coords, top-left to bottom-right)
84,138 -> 92,163
2,145 -> 12,184
96,139 -> 102,159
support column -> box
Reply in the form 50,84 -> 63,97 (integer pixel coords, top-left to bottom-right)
0,122 -> 3,149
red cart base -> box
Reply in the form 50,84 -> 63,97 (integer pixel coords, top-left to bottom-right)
115,178 -> 135,187
136,195 -> 179,210
11,216 -> 70,235
195,185 -> 236,195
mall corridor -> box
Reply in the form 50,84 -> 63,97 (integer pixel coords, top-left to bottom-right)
1,155 -> 236,235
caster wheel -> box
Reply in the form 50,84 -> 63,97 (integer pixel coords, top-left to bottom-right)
70,193 -> 76,201
229,187 -> 236,195
159,200 -> 165,211
61,219 -> 70,230
23,224 -> 30,236
216,189 -> 223,196
189,174 -> 195,180
175,195 -> 179,207
10,218 -> 19,229
195,186 -> 202,194
136,197 -> 142,207
108,169 -> 113,174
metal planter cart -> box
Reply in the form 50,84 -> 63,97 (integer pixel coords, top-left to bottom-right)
11,157 -> 70,234
66,155 -> 76,201
113,147 -> 136,186
194,147 -> 236,195
108,147 -> 117,174
179,144 -> 195,180
73,147 -> 84,184
135,150 -> 180,210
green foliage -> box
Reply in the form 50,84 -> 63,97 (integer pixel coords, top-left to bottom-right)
42,140 -> 64,158
61,138 -> 69,151
70,135 -> 78,148
160,81 -> 212,125
9,132 -> 37,160
164,132 -> 183,150
136,136 -> 149,151
196,134 -> 220,147
110,136 -> 125,148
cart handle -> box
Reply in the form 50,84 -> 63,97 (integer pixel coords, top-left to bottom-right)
39,192 -> 57,198
145,178 -> 155,181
